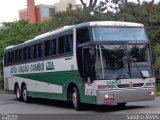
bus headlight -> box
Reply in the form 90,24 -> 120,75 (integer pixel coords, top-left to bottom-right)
145,83 -> 155,87
148,91 -> 155,95
105,94 -> 114,98
97,85 -> 117,90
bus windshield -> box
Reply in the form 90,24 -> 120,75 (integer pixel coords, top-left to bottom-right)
92,27 -> 148,41
95,44 -> 153,80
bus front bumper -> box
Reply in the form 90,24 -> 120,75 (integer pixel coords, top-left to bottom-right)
96,88 -> 155,105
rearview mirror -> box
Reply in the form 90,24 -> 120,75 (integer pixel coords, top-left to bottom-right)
89,47 -> 96,63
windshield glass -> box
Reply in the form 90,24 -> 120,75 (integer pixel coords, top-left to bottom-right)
95,44 -> 153,80
92,27 -> 148,41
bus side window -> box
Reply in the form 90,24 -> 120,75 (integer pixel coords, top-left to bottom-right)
38,43 -> 43,58
7,52 -> 11,64
27,46 -> 32,60
33,44 -> 37,59
50,39 -> 56,56
45,40 -> 50,57
15,50 -> 18,62
23,47 -> 27,61
11,51 -> 14,63
76,28 -> 90,45
58,34 -> 73,55
18,49 -> 22,62
65,34 -> 73,53
8,51 -> 14,64
58,35 -> 65,54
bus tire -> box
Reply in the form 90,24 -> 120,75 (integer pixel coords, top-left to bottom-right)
15,85 -> 22,101
117,102 -> 127,108
22,85 -> 30,103
71,87 -> 82,111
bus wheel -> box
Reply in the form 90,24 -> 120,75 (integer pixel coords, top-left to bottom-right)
117,102 -> 127,108
15,85 -> 22,101
71,87 -> 82,111
22,85 -> 30,103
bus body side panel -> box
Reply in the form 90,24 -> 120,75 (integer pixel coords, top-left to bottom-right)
4,66 -> 97,104
3,26 -> 97,104
3,56 -> 78,100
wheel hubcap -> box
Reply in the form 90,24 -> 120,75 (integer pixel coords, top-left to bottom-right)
72,92 -> 77,107
16,88 -> 20,99
23,89 -> 27,101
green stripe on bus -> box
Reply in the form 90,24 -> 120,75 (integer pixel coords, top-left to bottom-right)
14,71 -> 96,104
28,91 -> 66,101
15,70 -> 80,85
28,91 -> 96,104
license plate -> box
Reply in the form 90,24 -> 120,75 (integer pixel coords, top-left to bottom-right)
104,98 -> 114,104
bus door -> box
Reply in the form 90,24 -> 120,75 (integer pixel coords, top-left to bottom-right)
82,47 -> 90,82
82,47 -> 96,83
82,47 -> 96,96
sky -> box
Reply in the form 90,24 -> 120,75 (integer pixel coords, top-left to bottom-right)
0,0 -> 159,23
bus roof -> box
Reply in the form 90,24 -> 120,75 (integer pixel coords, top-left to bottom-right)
5,25 -> 75,51
76,21 -> 144,28
5,21 -> 144,51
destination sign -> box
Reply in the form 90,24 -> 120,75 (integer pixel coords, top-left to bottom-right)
10,61 -> 54,74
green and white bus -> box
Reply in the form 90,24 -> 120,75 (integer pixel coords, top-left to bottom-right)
3,21 -> 155,110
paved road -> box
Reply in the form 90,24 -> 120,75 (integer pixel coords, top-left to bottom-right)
0,93 -> 160,114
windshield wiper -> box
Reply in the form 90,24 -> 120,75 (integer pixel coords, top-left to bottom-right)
128,57 -> 132,78
131,58 -> 146,79
115,70 -> 124,80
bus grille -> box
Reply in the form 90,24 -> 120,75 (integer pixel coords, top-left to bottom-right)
117,83 -> 144,88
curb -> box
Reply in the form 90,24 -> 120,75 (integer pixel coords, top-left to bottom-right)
0,89 -> 6,94
156,93 -> 160,96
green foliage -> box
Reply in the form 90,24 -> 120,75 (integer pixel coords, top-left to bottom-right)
0,20 -> 48,68
47,8 -> 114,30
154,44 -> 160,79
156,83 -> 160,92
48,9 -> 95,29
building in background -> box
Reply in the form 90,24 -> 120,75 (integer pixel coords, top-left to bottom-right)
19,0 -> 81,23
54,0 -> 82,12
19,0 -> 55,23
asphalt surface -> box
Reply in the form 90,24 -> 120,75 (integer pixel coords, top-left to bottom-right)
0,93 -> 159,114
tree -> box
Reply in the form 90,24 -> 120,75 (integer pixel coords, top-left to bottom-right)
0,20 -> 48,68
80,0 -> 98,9
121,0 -> 128,7
95,0 -> 121,13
